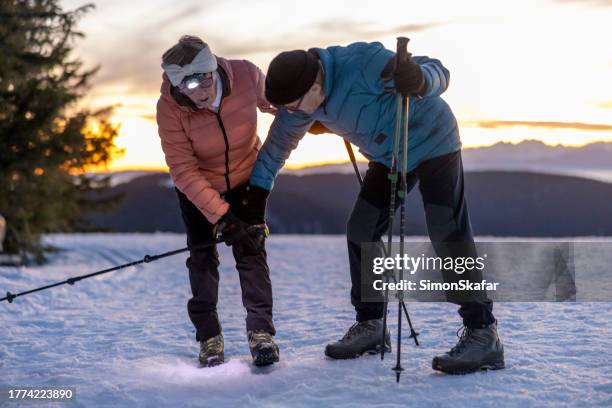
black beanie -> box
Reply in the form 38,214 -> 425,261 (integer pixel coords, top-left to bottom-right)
265,50 -> 319,105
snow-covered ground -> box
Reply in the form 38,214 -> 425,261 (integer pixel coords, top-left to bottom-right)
1,234 -> 611,407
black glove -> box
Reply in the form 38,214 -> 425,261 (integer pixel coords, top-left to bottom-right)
218,210 -> 270,253
217,210 -> 249,246
239,185 -> 270,225
381,55 -> 426,97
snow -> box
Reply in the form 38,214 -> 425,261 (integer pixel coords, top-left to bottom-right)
1,234 -> 611,407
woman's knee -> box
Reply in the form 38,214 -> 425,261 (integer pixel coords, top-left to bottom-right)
186,247 -> 219,271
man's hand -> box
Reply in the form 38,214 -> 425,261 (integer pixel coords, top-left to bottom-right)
217,210 -> 249,246
217,209 -> 270,254
381,55 -> 426,97
243,223 -> 269,254
238,185 -> 270,225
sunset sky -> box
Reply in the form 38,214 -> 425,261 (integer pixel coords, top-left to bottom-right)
60,0 -> 612,171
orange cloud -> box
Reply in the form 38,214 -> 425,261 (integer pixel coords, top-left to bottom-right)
463,120 -> 612,132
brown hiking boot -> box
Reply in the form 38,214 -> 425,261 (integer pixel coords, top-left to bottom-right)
432,321 -> 505,374
247,330 -> 279,367
199,333 -> 224,367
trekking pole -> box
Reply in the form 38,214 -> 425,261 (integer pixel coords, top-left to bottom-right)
394,38 -> 419,347
392,36 -> 424,383
341,38 -> 420,376
380,74 -> 404,362
1,239 -> 221,304
393,37 -> 411,380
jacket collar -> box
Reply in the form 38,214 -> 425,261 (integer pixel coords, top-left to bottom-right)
308,47 -> 334,113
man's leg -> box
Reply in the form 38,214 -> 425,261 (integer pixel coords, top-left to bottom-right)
347,162 -> 418,321
325,162 -> 417,359
416,151 -> 504,374
176,188 -> 222,342
415,151 -> 495,327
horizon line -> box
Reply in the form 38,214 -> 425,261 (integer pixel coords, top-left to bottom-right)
92,138 -> 612,173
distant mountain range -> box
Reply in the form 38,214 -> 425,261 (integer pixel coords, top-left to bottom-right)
278,140 -> 612,183
86,140 -> 612,236
86,171 -> 612,237
94,140 -> 612,185
461,140 -> 612,182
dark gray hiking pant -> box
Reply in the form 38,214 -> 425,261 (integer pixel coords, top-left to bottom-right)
176,184 -> 274,342
347,151 -> 495,329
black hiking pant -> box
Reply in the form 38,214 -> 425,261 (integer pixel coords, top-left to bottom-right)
176,184 -> 274,342
347,150 -> 495,329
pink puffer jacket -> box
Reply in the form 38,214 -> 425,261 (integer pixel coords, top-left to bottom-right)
156,57 -> 272,224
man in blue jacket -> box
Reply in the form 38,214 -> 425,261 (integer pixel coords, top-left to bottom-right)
248,41 -> 504,374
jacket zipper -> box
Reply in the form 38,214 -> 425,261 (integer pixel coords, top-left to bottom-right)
215,111 -> 231,193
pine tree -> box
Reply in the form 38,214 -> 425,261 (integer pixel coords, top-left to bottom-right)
0,0 -> 124,264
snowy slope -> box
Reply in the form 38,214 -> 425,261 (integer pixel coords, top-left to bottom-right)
1,234 -> 611,407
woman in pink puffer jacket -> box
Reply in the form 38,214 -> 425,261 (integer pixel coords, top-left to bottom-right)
156,35 -> 279,367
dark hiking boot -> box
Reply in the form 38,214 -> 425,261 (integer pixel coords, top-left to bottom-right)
325,319 -> 391,359
247,330 -> 280,367
432,321 -> 505,374
199,333 -> 225,367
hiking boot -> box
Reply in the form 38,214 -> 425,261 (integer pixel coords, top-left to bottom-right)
199,333 -> 224,367
325,319 -> 391,359
432,321 -> 505,374
247,330 -> 279,367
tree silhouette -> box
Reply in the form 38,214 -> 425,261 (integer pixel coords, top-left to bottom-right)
0,0 -> 124,264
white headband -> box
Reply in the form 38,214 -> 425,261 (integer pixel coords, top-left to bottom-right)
161,45 -> 218,86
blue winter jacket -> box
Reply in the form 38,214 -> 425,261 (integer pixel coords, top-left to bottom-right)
250,41 -> 461,191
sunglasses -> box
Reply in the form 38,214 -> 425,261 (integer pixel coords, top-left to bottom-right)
178,73 -> 214,94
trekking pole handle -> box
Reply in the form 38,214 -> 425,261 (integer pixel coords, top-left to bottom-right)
395,37 -> 411,70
